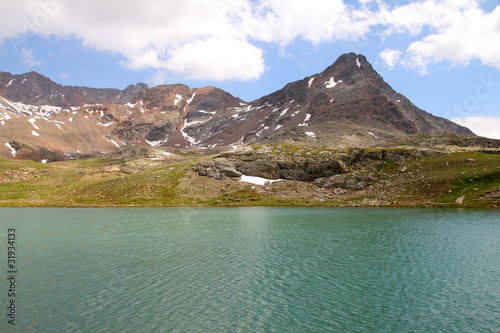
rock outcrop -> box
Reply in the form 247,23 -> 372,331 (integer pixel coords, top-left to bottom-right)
193,158 -> 242,180
194,145 -> 441,189
313,173 -> 378,190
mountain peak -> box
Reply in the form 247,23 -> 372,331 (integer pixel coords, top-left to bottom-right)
0,53 -> 473,158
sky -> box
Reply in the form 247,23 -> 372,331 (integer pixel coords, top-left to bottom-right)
0,0 -> 499,139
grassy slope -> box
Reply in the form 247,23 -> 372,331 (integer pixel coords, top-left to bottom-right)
0,149 -> 499,208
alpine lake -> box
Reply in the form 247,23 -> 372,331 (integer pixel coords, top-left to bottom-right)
1,207 -> 499,332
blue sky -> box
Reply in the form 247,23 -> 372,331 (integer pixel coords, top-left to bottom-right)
1,0 -> 499,138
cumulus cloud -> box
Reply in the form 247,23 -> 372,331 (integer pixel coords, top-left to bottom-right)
1,0 -> 500,82
452,116 -> 500,140
162,38 -> 266,81
380,1 -> 500,73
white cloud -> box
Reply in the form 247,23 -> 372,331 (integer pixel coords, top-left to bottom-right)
380,49 -> 402,67
452,116 -> 500,140
2,0 -> 500,82
162,38 -> 266,81
21,48 -> 42,67
380,1 -> 500,73
0,0 -> 373,82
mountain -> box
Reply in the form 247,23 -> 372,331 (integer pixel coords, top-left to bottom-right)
178,53 -> 471,147
0,53 -> 475,160
0,70 -> 148,116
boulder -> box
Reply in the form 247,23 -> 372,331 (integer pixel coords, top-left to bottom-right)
213,158 -> 242,178
239,160 -> 277,179
193,158 -> 241,180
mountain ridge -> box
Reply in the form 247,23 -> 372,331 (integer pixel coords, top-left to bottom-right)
0,70 -> 148,110
0,53 -> 478,161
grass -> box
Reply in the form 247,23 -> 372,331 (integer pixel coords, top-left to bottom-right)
0,149 -> 499,208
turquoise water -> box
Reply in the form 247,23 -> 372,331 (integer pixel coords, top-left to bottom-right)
0,207 -> 499,332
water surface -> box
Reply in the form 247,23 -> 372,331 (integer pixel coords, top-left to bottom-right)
1,207 -> 499,332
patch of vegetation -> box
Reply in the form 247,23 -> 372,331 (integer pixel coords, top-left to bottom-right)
0,147 -> 499,208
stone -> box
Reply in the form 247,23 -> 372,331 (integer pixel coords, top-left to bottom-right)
455,196 -> 465,204
485,190 -> 500,199
193,158 -> 241,179
239,160 -> 277,179
213,158 -> 241,178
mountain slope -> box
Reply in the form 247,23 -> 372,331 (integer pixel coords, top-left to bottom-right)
0,53 -> 476,160
0,70 -> 147,114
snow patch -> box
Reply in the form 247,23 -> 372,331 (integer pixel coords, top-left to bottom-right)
6,79 -> 14,87
5,143 -> 16,156
32,131 -> 39,136
41,159 -> 48,164
174,94 -> 183,106
239,175 -> 282,186
28,118 -> 40,130
308,77 -> 315,88
186,92 -> 196,104
98,122 -> 114,127
109,140 -> 120,148
0,98 -> 67,117
146,138 -> 168,147
279,108 -> 289,117
195,110 -> 217,115
180,119 -> 200,146
275,124 -> 283,130
298,113 -> 312,126
306,132 -> 316,138
356,57 -> 361,68
368,132 -> 379,139
325,77 -> 338,88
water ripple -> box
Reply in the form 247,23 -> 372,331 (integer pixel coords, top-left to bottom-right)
0,207 -> 499,332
